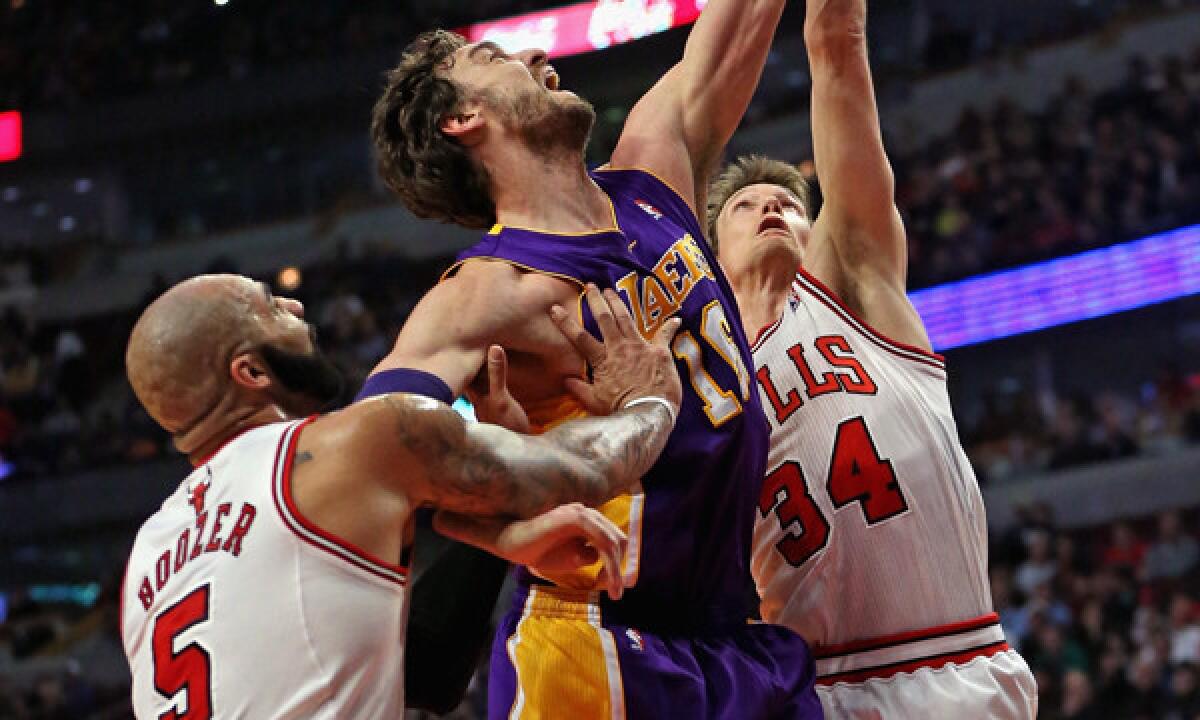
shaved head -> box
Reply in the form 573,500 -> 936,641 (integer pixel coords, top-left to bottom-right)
126,274 -> 268,434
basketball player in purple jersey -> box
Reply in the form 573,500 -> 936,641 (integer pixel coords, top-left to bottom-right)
366,2 -> 819,718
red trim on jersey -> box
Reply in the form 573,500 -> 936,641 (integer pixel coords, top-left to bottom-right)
794,268 -> 946,369
118,551 -> 133,640
192,425 -> 257,467
816,640 -> 1010,686
273,417 -> 410,586
752,315 -> 785,352
814,612 -> 1000,659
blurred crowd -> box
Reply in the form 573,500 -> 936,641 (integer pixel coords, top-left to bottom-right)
964,364 -> 1200,484
0,0 -> 567,111
991,507 -> 1200,720
0,249 -> 439,480
886,50 -> 1200,287
4,0 -> 1184,112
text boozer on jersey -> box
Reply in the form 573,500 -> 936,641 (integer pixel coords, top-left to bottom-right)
447,168 -> 819,720
123,420 -> 410,719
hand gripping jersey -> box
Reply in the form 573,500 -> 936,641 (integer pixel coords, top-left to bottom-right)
751,269 -> 1036,717
121,419 -> 410,719
448,168 -> 768,626
453,169 -> 817,720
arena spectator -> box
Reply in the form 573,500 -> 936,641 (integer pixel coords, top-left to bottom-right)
1144,510 -> 1200,582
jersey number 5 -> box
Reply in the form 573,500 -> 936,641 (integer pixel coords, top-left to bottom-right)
759,417 -> 908,567
152,584 -> 213,720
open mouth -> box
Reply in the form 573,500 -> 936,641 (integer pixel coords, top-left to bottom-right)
757,214 -> 791,237
543,68 -> 560,91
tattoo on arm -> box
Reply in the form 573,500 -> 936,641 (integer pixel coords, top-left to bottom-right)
294,451 -> 314,466
382,396 -> 673,518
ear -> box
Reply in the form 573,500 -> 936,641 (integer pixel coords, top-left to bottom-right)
439,104 -> 486,146
231,352 -> 271,391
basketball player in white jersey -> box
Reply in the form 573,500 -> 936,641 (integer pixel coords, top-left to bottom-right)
706,0 -> 1038,716
120,274 -> 682,719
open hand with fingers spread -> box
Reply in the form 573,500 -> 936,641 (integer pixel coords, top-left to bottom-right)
433,503 -> 629,600
549,283 -> 683,418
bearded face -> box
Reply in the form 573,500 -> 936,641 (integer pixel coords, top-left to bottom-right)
478,78 -> 597,159
445,42 -> 597,161
258,340 -> 345,415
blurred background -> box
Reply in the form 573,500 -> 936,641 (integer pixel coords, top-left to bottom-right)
1,0 -> 1199,718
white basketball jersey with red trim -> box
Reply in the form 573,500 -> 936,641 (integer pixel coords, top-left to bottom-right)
121,418 -> 410,719
751,269 -> 992,652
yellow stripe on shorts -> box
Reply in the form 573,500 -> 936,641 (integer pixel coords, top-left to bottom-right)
506,588 -> 627,720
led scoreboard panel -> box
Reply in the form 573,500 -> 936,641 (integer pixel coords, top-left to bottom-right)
911,225 -> 1200,351
459,0 -> 707,59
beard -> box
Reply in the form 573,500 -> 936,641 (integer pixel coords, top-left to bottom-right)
258,342 -> 345,414
488,86 -> 596,160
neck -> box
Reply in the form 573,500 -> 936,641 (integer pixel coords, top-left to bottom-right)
484,142 -> 613,232
178,397 -> 290,466
728,258 -> 797,341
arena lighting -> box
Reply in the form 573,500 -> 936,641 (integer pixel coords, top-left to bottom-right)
458,0 -> 706,61
0,111 -> 21,163
277,265 -> 302,291
910,224 -> 1200,351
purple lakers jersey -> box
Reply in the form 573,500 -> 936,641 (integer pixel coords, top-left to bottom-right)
447,168 -> 769,629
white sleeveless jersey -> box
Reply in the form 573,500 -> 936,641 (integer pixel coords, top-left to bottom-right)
121,418 -> 410,719
751,269 -> 1000,679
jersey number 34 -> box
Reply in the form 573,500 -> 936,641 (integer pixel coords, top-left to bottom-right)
758,417 -> 909,567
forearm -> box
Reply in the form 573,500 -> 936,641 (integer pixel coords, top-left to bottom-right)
466,402 -> 674,518
806,0 -> 906,279
682,0 -> 787,164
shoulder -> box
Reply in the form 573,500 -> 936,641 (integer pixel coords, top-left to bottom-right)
594,166 -> 702,235
401,261 -> 549,349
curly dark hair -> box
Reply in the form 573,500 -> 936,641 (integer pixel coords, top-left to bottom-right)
371,30 -> 496,230
706,155 -> 813,253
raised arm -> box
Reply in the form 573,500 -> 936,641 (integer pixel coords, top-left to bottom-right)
609,0 -> 787,220
803,0 -> 933,350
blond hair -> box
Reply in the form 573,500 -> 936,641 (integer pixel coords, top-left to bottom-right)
706,155 -> 812,252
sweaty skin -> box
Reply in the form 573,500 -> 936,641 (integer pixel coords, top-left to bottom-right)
126,275 -> 682,593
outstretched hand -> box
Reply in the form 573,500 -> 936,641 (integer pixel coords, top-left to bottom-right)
434,503 -> 629,600
549,283 -> 682,417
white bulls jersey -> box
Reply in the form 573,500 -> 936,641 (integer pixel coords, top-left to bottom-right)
122,418 -> 410,719
751,269 -> 1036,717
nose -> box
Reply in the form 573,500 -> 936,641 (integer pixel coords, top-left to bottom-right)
515,48 -> 548,69
279,297 -> 305,319
762,195 -> 783,215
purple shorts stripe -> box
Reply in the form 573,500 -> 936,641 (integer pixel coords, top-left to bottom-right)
488,588 -> 821,719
